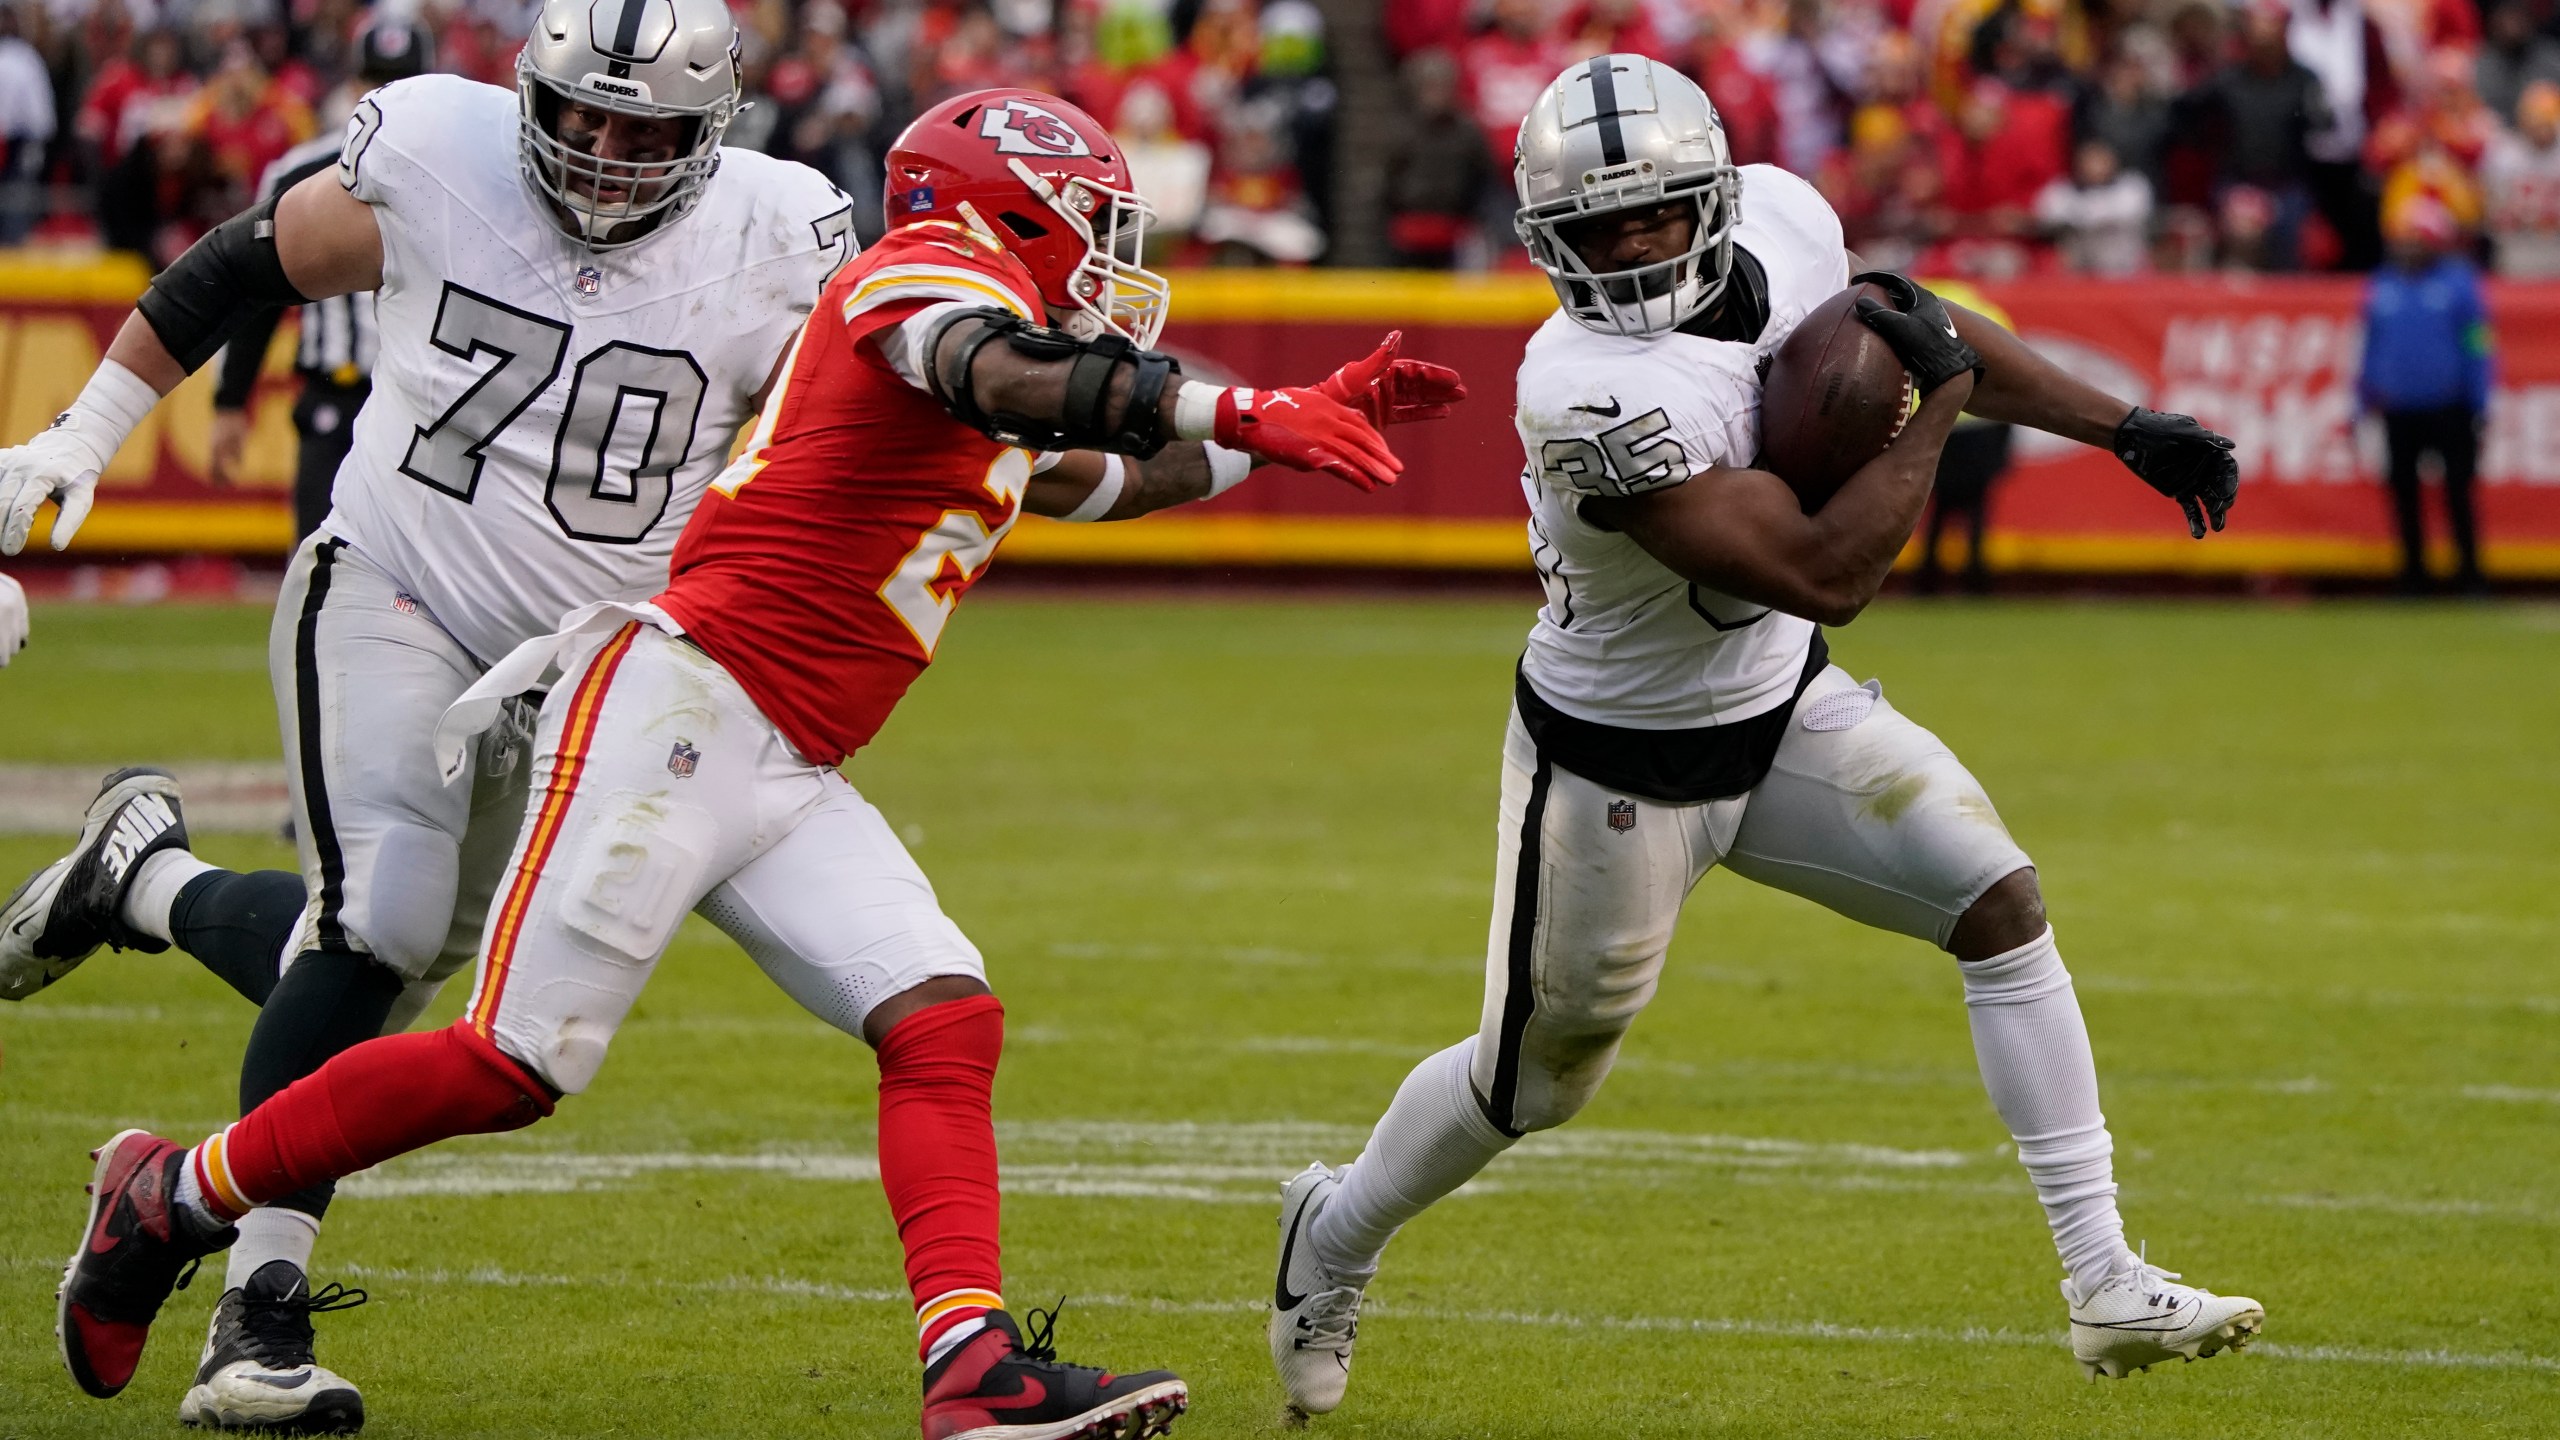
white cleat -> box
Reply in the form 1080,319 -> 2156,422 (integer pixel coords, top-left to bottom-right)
179,1261 -> 367,1433
2065,1253 -> 2264,1380
1269,1164 -> 1364,1418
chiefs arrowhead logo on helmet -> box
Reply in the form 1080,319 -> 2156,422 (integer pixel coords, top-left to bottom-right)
979,98 -> 1093,157
884,89 -> 1171,348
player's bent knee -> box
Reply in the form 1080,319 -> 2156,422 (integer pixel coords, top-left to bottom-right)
1948,866 -> 2045,962
439,1021 -> 559,1127
490,1011 -> 617,1097
862,973 -> 996,1049
345,824 -> 465,977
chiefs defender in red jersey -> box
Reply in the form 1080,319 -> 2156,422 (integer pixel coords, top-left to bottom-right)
53,89 -> 1463,1440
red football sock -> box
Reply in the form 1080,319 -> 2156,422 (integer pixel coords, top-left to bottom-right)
876,994 -> 1006,1362
191,1020 -> 554,1219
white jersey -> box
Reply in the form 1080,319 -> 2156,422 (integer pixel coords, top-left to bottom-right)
323,74 -> 854,664
1517,164 -> 1849,730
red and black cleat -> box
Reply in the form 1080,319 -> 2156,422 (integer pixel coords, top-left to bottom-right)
921,1304 -> 1186,1440
59,1129 -> 234,1399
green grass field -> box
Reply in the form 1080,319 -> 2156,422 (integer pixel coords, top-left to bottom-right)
3,594 -> 2557,1438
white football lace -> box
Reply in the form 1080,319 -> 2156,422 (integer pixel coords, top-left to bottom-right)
1301,1287 -> 1360,1348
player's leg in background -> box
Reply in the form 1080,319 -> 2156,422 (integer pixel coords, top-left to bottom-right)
1305,709 -> 1718,1284
1721,666 -> 2261,1372
288,379 -> 361,546
701,773 -> 1188,1434
114,534 -> 378,1006
2435,405 -> 2485,590
2382,410 -> 2431,590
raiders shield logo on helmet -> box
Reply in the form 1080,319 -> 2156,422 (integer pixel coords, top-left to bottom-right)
1607,799 -> 1637,833
978,98 -> 1092,157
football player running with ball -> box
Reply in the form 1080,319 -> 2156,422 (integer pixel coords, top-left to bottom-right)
50,88 -> 1456,1440
1267,55 -> 2256,1417
2,0 -> 857,1428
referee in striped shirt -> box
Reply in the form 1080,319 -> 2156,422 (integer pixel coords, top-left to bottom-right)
209,20 -> 429,541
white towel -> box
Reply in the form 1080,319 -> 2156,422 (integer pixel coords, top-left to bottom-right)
432,601 -> 679,785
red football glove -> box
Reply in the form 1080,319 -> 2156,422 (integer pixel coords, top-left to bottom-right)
1213,386 -> 1403,492
1313,331 -> 1468,427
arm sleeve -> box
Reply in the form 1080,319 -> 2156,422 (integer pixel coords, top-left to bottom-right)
213,305 -> 285,411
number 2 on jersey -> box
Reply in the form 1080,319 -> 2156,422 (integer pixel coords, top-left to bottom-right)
400,282 -> 709,545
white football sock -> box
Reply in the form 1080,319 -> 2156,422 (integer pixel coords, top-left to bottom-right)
121,849 -> 219,945
1308,1038 -> 1515,1283
923,1316 -> 986,1369
1958,926 -> 2138,1296
225,1205 -> 321,1292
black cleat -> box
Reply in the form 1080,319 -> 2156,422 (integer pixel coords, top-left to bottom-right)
920,1304 -> 1186,1440
1,767 -> 188,1000
59,1129 -> 235,1399
180,1260 -> 368,1433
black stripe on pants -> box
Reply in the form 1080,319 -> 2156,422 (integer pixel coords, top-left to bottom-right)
293,539 -> 353,950
1485,756 -> 1554,1138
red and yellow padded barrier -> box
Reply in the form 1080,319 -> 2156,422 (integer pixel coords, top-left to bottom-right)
10,251 -> 2560,575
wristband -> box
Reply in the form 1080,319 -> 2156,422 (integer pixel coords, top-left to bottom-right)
1203,441 -> 1253,497
1172,380 -> 1226,442
50,360 -> 162,474
1056,454 -> 1126,523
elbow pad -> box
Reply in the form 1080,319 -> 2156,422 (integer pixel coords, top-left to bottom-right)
928,308 -> 1180,458
136,194 -> 312,374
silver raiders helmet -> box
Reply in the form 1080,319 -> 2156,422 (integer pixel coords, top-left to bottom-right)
1514,54 -> 1742,336
517,0 -> 743,248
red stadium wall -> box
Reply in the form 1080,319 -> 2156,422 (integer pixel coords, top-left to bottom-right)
7,259 -> 2560,576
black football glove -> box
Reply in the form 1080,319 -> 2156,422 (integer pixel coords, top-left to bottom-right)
1849,271 -> 1981,395
2113,405 -> 2238,539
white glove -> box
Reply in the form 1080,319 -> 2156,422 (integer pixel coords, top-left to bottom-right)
0,573 -> 25,667
0,360 -> 161,555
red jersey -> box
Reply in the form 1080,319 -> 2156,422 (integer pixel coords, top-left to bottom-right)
656,223 -> 1048,769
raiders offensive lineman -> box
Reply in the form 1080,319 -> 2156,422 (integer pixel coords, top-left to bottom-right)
0,0 -> 851,1426
1267,56 -> 2259,1416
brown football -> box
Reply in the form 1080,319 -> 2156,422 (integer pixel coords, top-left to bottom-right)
1758,282 -> 1916,513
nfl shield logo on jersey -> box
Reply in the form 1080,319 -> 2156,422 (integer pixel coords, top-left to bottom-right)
1607,799 -> 1637,834
574,265 -> 603,297
667,739 -> 700,779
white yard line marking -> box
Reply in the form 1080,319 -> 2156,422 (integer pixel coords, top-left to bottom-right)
318,1263 -> 2560,1375
0,762 -> 290,835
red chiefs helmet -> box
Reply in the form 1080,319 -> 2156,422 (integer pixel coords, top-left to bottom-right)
883,90 -> 1170,347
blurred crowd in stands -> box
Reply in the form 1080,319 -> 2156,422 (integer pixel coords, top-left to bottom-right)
4,0 -> 2560,275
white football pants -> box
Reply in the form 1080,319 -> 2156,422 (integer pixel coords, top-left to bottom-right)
463,622 -> 985,1094
270,534 -> 529,1007
1473,663 -> 2031,1133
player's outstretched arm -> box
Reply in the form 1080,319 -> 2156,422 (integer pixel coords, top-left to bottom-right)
0,172 -> 383,553
1938,293 -> 2239,540
928,309 -> 1403,495
1018,331 -> 1461,521
1591,373 -> 1973,627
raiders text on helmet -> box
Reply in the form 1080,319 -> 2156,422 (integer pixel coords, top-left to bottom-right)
517,0 -> 742,249
1514,55 -> 1742,337
884,90 -> 1172,347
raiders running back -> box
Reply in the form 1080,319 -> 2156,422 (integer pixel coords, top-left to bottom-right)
1517,163 -> 1845,730
330,72 -> 853,662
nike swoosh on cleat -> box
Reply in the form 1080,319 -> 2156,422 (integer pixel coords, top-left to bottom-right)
974,1375 -> 1048,1412
246,1370 -> 315,1389
1275,1193 -> 1315,1311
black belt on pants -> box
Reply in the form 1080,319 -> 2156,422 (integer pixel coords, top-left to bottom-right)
1514,629 -> 1829,804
